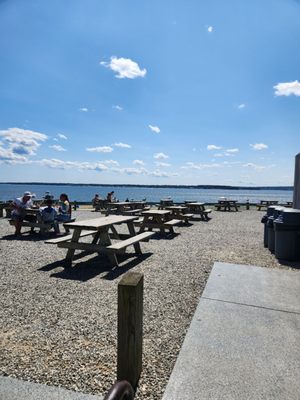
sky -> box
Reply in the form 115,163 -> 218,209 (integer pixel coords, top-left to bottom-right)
0,0 -> 299,186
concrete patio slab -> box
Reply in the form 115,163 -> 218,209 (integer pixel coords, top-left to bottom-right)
203,262 -> 300,313
162,263 -> 300,400
0,376 -> 103,400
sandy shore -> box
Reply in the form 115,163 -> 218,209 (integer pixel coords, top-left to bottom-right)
0,209 -> 298,399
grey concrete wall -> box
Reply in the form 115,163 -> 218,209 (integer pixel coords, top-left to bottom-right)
293,153 -> 300,209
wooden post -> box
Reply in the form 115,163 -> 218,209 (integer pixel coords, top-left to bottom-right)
117,272 -> 143,389
293,153 -> 300,209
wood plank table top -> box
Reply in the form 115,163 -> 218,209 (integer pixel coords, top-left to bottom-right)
165,206 -> 188,211
142,210 -> 171,216
64,215 -> 137,230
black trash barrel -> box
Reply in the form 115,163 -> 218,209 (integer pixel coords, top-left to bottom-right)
262,206 -> 278,248
267,206 -> 285,253
274,209 -> 300,261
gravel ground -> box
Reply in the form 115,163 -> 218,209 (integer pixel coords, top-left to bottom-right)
0,209 -> 299,399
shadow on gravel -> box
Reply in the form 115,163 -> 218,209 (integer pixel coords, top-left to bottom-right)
149,232 -> 180,240
40,252 -> 153,282
1,232 -> 48,241
278,259 -> 300,269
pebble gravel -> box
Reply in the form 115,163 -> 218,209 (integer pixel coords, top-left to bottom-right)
0,209 -> 299,399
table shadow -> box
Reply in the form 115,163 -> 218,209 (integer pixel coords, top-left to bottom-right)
39,252 -> 153,282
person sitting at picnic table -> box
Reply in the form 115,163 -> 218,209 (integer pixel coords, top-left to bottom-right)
11,191 -> 37,235
107,191 -> 115,202
57,193 -> 71,222
39,199 -> 60,235
92,194 -> 101,207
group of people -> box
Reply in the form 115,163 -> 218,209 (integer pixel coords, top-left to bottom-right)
92,191 -> 116,207
11,191 -> 71,236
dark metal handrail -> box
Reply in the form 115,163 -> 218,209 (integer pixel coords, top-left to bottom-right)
103,380 -> 135,400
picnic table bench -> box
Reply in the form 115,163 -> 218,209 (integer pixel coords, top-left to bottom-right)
135,210 -> 181,234
165,206 -> 194,223
45,215 -> 154,268
256,200 -> 279,211
216,200 -> 239,212
106,201 -> 146,216
158,199 -> 174,209
185,202 -> 212,221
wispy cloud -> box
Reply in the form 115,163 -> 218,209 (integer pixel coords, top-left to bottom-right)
100,56 -> 147,79
153,152 -> 169,160
133,159 -> 145,166
36,158 -> 109,171
226,148 -> 239,153
148,124 -> 160,134
207,144 -> 222,151
238,103 -> 246,109
86,146 -> 113,153
49,144 -> 66,152
243,163 -> 267,171
207,26 -> 213,33
114,142 -> 131,149
58,133 -> 67,140
113,105 -> 123,111
155,162 -> 171,167
103,159 -> 119,166
79,107 -> 88,112
274,80 -> 300,96
250,143 -> 268,151
182,162 -> 221,169
148,170 -> 178,178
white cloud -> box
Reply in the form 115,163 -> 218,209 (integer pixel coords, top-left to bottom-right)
79,107 -> 88,112
207,26 -> 213,33
242,163 -> 267,171
133,159 -> 145,166
58,133 -> 67,140
86,146 -> 113,153
148,170 -> 178,178
114,142 -> 131,149
274,80 -> 300,96
226,148 -> 239,153
36,158 -> 108,171
0,147 -> 28,163
238,103 -> 246,109
207,144 -> 222,151
182,162 -> 221,169
155,162 -> 171,167
153,152 -> 169,160
0,127 -> 47,156
250,143 -> 268,151
119,167 -> 146,175
103,160 -> 119,166
192,147 -> 197,152
113,105 -> 123,111
49,145 -> 66,152
100,56 -> 147,79
148,124 -> 160,134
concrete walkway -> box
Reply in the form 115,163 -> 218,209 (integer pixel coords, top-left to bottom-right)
0,376 -> 103,400
163,262 -> 300,400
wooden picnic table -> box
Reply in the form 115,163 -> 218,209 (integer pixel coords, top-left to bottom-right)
165,206 -> 193,223
48,215 -> 154,268
216,200 -> 239,212
186,202 -> 212,220
158,199 -> 174,209
256,200 -> 279,211
107,201 -> 146,215
137,209 -> 181,234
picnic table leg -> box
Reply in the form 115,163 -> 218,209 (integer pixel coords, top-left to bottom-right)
65,229 -> 81,268
91,231 -> 101,244
127,221 -> 142,255
98,227 -> 119,267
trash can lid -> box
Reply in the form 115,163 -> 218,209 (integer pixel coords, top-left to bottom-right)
267,205 -> 282,216
280,208 -> 300,224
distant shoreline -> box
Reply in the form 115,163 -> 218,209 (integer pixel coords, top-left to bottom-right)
0,182 -> 293,191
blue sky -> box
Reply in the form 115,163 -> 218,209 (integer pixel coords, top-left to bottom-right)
0,0 -> 299,186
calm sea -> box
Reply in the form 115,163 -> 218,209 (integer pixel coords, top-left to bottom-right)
0,183 -> 293,203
